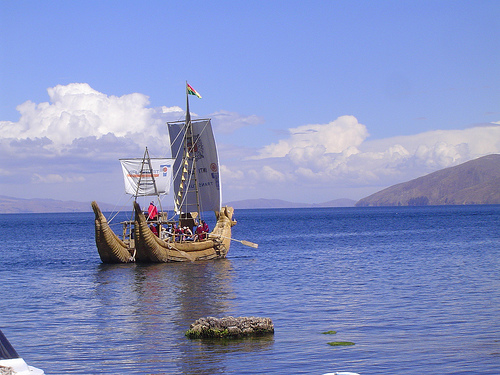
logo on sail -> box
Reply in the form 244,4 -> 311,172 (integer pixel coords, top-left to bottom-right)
188,136 -> 205,161
160,164 -> 171,177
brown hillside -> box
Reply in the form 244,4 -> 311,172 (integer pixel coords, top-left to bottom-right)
356,154 -> 500,206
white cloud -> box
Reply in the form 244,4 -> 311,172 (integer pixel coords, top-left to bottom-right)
161,105 -> 183,114
362,125 -> 500,167
251,115 -> 368,159
0,83 -> 172,201
220,165 -> 244,180
2,83 -> 499,203
260,165 -> 287,182
210,110 -> 264,134
0,83 -> 266,202
0,83 -> 263,158
0,83 -> 182,165
1,83 -> 154,148
31,173 -> 85,184
221,118 -> 500,201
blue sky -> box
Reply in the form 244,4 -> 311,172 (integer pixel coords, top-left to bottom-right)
1,0 -> 499,205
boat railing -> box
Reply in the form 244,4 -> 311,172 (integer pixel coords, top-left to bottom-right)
120,216 -> 209,243
120,220 -> 134,242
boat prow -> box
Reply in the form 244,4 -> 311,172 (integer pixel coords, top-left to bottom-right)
133,201 -> 236,263
0,329 -> 44,375
92,201 -> 135,263
0,357 -> 44,375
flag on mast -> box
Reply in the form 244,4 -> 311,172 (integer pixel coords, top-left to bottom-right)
186,83 -> 202,98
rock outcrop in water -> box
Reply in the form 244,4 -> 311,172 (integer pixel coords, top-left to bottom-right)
185,316 -> 274,339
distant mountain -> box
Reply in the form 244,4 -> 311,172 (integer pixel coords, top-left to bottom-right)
0,196 -> 126,214
223,198 -> 356,209
0,195 -> 356,214
356,154 -> 500,207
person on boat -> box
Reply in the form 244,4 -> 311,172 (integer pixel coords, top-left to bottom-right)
149,224 -> 158,237
160,225 -> 169,240
194,224 -> 203,241
147,201 -> 158,221
195,220 -> 209,241
182,226 -> 194,241
202,220 -> 209,235
174,224 -> 183,241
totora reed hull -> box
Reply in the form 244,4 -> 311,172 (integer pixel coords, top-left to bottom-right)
133,201 -> 236,262
91,200 -> 236,263
92,201 -> 135,263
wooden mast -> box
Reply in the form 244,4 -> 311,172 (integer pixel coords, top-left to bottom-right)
178,82 -> 202,220
133,147 -> 164,218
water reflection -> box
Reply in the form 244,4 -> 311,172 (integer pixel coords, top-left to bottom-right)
94,260 -> 273,374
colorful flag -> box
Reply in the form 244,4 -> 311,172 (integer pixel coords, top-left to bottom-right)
186,83 -> 202,98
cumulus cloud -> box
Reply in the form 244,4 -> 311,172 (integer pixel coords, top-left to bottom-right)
220,117 -> 500,201
0,83 -> 183,155
362,125 -> 500,168
247,165 -> 288,183
220,165 -> 244,181
0,83 -> 264,201
0,84 -> 190,167
2,83 -> 499,203
161,105 -> 184,114
0,84 -> 172,200
251,115 -> 368,159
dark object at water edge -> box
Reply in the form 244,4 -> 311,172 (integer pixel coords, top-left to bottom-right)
186,316 -> 274,339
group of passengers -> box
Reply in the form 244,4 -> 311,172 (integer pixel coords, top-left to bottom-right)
169,220 -> 209,242
146,201 -> 210,242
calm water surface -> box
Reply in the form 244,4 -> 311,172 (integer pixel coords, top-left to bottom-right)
1,205 -> 499,374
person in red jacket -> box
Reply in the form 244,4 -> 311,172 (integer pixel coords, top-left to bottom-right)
202,220 -> 209,234
147,201 -> 158,221
149,224 -> 158,236
195,220 -> 209,241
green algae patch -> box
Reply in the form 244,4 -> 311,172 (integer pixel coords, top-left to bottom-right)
321,330 -> 337,335
327,341 -> 355,346
185,328 -> 230,339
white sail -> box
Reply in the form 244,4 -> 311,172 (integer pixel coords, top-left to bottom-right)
120,158 -> 174,196
169,119 -> 221,213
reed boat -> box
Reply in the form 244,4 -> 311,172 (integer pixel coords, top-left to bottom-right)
133,201 -> 236,262
92,201 -> 135,263
92,82 -> 250,263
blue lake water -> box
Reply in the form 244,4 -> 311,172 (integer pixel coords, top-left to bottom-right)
1,205 -> 499,374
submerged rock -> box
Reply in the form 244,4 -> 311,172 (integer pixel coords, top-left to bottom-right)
186,316 -> 274,339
